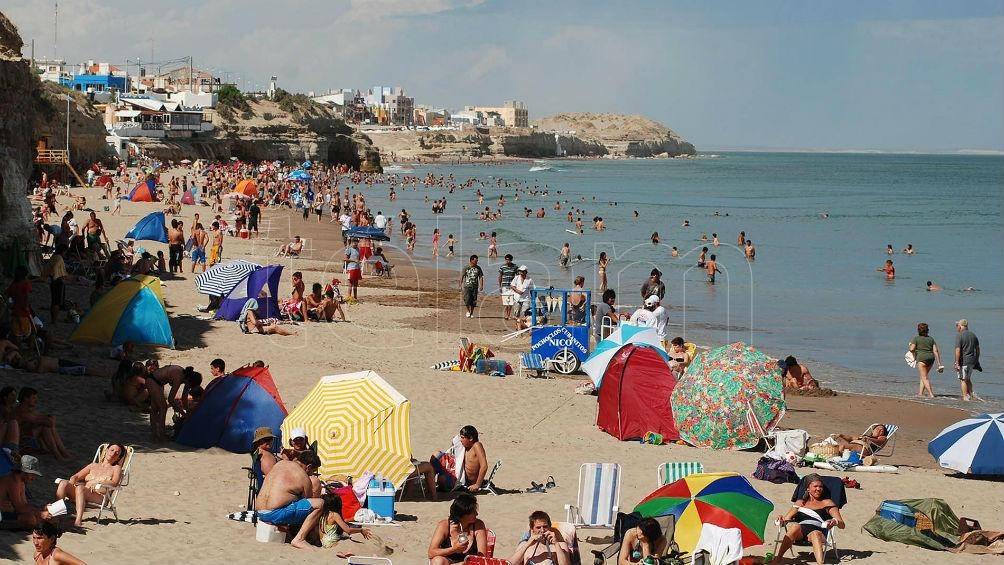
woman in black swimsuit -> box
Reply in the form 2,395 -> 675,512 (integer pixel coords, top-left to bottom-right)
772,475 -> 845,565
427,493 -> 488,564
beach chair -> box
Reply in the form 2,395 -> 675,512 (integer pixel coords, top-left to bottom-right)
772,474 -> 846,562
55,443 -> 135,522
347,557 -> 392,565
518,352 -> 549,379
478,460 -> 502,496
397,461 -> 429,501
592,512 -> 678,564
242,451 -> 265,511
565,463 -> 621,529
745,399 -> 785,452
861,423 -> 898,457
657,461 -> 704,486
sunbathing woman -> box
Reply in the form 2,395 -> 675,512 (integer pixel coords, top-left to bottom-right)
54,443 -> 126,526
15,388 -> 71,461
618,517 -> 668,565
781,356 -> 819,390
832,424 -> 887,455
773,475 -> 845,565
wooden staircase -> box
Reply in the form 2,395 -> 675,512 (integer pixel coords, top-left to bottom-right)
35,149 -> 87,187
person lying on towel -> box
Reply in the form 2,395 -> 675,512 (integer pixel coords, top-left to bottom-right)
413,425 -> 488,501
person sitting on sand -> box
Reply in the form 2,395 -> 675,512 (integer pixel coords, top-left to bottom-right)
305,283 -> 325,321
0,455 -> 49,529
255,450 -> 325,550
427,493 -> 489,564
277,236 -> 303,257
619,517 -> 669,565
1,386 -> 20,460
414,425 -> 488,501
53,443 -> 126,527
781,356 -> 820,390
316,493 -> 380,552
509,510 -> 572,565
315,289 -> 347,322
16,388 -> 72,461
831,424 -> 888,455
773,474 -> 845,565
32,519 -> 87,565
667,337 -> 693,373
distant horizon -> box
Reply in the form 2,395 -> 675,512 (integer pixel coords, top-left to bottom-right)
4,1 -> 1003,151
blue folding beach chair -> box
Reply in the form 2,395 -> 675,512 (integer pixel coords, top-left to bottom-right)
565,463 -> 621,529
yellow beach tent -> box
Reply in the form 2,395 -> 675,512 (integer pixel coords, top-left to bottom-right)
282,371 -> 412,487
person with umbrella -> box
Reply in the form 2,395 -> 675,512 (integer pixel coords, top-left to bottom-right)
772,474 -> 845,565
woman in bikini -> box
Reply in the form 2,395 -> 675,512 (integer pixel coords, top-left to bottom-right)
32,520 -> 86,565
772,476 -> 845,565
597,252 -> 609,293
428,494 -> 488,564
54,443 -> 126,527
488,232 -> 498,259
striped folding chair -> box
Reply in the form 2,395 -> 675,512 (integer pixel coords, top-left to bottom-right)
519,352 -> 549,379
657,461 -> 704,486
565,463 -> 621,529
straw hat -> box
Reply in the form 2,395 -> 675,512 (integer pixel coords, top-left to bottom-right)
252,427 -> 276,445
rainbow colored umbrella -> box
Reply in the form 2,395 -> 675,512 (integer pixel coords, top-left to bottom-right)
635,472 -> 773,553
671,342 -> 785,450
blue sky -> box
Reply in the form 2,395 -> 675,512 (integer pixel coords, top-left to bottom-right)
6,1 -> 1003,151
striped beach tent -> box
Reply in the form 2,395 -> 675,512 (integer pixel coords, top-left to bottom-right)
195,259 -> 261,297
281,371 -> 412,488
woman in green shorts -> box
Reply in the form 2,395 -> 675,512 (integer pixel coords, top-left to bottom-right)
909,322 -> 944,398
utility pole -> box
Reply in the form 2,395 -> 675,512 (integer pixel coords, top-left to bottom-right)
54,1 -> 58,58
65,93 -> 71,158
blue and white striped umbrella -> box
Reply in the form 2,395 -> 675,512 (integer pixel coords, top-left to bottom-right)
194,259 -> 261,297
928,413 -> 1004,476
582,324 -> 669,389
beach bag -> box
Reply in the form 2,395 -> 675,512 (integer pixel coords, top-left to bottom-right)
753,456 -> 798,484
334,485 -> 360,521
878,500 -> 917,528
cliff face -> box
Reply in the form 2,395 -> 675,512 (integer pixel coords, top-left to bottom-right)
131,97 -> 375,169
0,12 -> 35,247
34,81 -> 115,168
499,132 -> 607,158
533,112 -> 697,157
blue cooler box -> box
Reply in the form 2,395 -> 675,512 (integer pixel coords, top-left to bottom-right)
878,501 -> 916,527
367,479 -> 396,519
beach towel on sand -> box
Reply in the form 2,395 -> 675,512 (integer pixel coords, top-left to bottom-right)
433,435 -> 467,487
228,510 -> 257,523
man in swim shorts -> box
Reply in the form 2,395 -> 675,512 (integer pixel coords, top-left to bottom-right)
954,319 -> 981,401
255,450 -> 324,550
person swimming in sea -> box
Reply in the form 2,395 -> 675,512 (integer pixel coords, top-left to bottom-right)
926,281 -> 942,292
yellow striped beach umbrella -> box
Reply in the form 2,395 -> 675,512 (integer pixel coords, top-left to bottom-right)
281,371 -> 412,487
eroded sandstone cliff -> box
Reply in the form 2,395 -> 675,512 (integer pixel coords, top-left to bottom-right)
0,12 -> 35,249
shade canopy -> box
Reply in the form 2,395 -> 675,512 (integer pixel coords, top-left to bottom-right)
125,211 -> 168,243
582,324 -> 669,389
71,275 -> 173,348
281,371 -> 412,487
928,413 -> 1004,476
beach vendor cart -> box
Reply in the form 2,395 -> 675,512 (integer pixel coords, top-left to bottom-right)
529,288 -> 591,374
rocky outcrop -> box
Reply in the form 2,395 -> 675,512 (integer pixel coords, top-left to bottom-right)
0,12 -> 35,248
35,81 -> 115,168
534,112 -> 696,157
499,132 -> 607,158
132,98 -> 376,168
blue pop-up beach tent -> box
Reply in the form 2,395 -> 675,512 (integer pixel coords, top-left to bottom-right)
125,211 -> 168,243
175,366 -> 288,453
214,265 -> 283,321
70,275 -> 174,347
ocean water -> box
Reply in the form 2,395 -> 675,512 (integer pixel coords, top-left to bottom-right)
377,153 -> 1003,407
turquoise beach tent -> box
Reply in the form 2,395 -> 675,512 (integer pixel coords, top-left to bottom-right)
70,275 -> 174,348
125,211 -> 168,243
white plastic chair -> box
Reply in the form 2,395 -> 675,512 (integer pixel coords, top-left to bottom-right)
55,443 -> 135,522
565,463 -> 621,529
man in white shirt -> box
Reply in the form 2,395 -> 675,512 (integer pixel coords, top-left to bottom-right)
509,265 -> 535,330
630,294 -> 670,350
374,211 -> 388,233
339,212 -> 352,245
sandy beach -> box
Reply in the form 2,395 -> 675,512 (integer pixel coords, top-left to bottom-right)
2,174 -> 1001,565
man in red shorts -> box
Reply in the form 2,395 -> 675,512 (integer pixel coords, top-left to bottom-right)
344,238 -> 361,300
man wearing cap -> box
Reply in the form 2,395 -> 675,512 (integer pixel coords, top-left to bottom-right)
630,295 -> 670,350
640,268 -> 666,302
255,450 -> 325,550
510,266 -> 535,330
281,428 -> 321,496
253,427 -> 280,478
954,319 -> 982,401
0,455 -> 48,528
